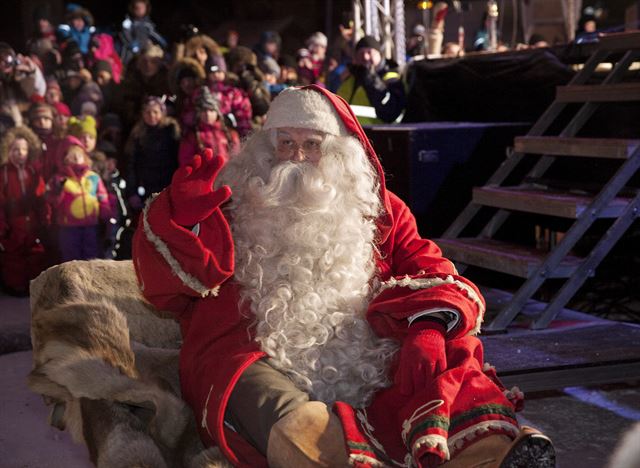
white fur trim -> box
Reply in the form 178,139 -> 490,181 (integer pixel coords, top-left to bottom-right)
142,194 -> 220,298
448,420 -> 520,455
412,434 -> 450,461
376,275 -> 485,336
263,87 -> 347,136
348,453 -> 386,467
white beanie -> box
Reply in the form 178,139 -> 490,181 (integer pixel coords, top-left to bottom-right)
263,87 -> 347,136
306,31 -> 328,48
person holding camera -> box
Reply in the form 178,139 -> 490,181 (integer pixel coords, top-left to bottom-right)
337,36 -> 406,125
0,42 -> 46,126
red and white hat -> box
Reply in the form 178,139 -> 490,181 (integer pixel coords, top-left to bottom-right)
264,86 -> 347,136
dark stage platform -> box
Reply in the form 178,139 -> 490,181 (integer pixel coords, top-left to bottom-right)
481,288 -> 640,393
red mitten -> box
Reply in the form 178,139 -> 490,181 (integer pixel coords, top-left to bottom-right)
397,319 -> 447,396
169,148 -> 231,226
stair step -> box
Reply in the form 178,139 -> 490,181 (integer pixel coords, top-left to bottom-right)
436,238 -> 585,278
515,136 -> 640,159
473,186 -> 632,218
556,83 -> 640,102
598,31 -> 640,51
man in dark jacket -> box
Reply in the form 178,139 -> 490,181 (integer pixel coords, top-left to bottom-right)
337,36 -> 406,125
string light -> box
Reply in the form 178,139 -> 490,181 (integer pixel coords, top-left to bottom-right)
417,1 -> 433,10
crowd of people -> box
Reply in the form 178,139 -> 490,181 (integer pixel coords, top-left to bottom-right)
0,0 -> 414,296
1,0 -> 587,297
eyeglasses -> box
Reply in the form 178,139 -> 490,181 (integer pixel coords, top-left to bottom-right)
276,138 -> 323,157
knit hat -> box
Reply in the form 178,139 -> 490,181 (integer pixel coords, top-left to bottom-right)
60,134 -> 87,157
204,54 -> 227,74
53,101 -> 71,117
144,95 -> 167,114
68,115 -> 97,138
260,56 -> 281,77
80,101 -> 98,117
356,35 -> 382,52
195,86 -> 219,113
46,77 -> 61,93
306,32 -> 328,48
28,103 -> 54,122
264,86 -> 346,136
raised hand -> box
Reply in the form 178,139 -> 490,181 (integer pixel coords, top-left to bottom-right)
169,149 -> 231,227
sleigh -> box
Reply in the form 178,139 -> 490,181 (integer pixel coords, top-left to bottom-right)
27,259 -> 231,468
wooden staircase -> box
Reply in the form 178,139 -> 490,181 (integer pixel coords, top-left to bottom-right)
437,31 -> 640,332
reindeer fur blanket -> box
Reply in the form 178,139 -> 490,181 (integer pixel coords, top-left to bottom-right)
28,259 -> 232,468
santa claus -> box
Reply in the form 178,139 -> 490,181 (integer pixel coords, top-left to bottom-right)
133,86 -> 555,467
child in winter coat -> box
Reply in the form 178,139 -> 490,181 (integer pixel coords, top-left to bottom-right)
27,102 -> 64,181
47,136 -> 111,262
67,115 -> 115,182
125,96 -> 180,211
178,86 -> 237,167
0,127 -> 50,295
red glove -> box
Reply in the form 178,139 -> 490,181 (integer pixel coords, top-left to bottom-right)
169,149 -> 231,227
397,319 -> 447,396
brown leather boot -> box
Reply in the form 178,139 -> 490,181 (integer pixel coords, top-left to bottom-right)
266,401 -> 350,468
441,427 -> 555,468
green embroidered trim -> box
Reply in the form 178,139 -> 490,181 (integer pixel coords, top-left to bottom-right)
347,440 -> 376,454
450,404 -> 517,432
407,414 -> 450,446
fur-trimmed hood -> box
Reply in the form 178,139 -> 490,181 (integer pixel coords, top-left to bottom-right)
0,126 -> 42,165
225,46 -> 258,73
184,34 -> 221,61
126,116 -> 180,152
168,57 -> 205,95
65,6 -> 94,27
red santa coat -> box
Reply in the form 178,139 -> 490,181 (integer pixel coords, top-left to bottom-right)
133,86 -> 519,467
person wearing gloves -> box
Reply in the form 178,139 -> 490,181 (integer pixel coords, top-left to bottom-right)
178,86 -> 236,167
132,86 -> 555,468
337,35 -> 406,125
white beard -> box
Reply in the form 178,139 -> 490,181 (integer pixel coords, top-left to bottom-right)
218,131 -> 399,408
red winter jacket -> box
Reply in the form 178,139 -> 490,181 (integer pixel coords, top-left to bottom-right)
0,162 -> 49,242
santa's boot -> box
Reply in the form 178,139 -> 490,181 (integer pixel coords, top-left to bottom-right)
266,401 -> 350,468
439,427 -> 555,468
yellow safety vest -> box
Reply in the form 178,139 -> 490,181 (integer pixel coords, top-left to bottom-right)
337,71 -> 401,125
